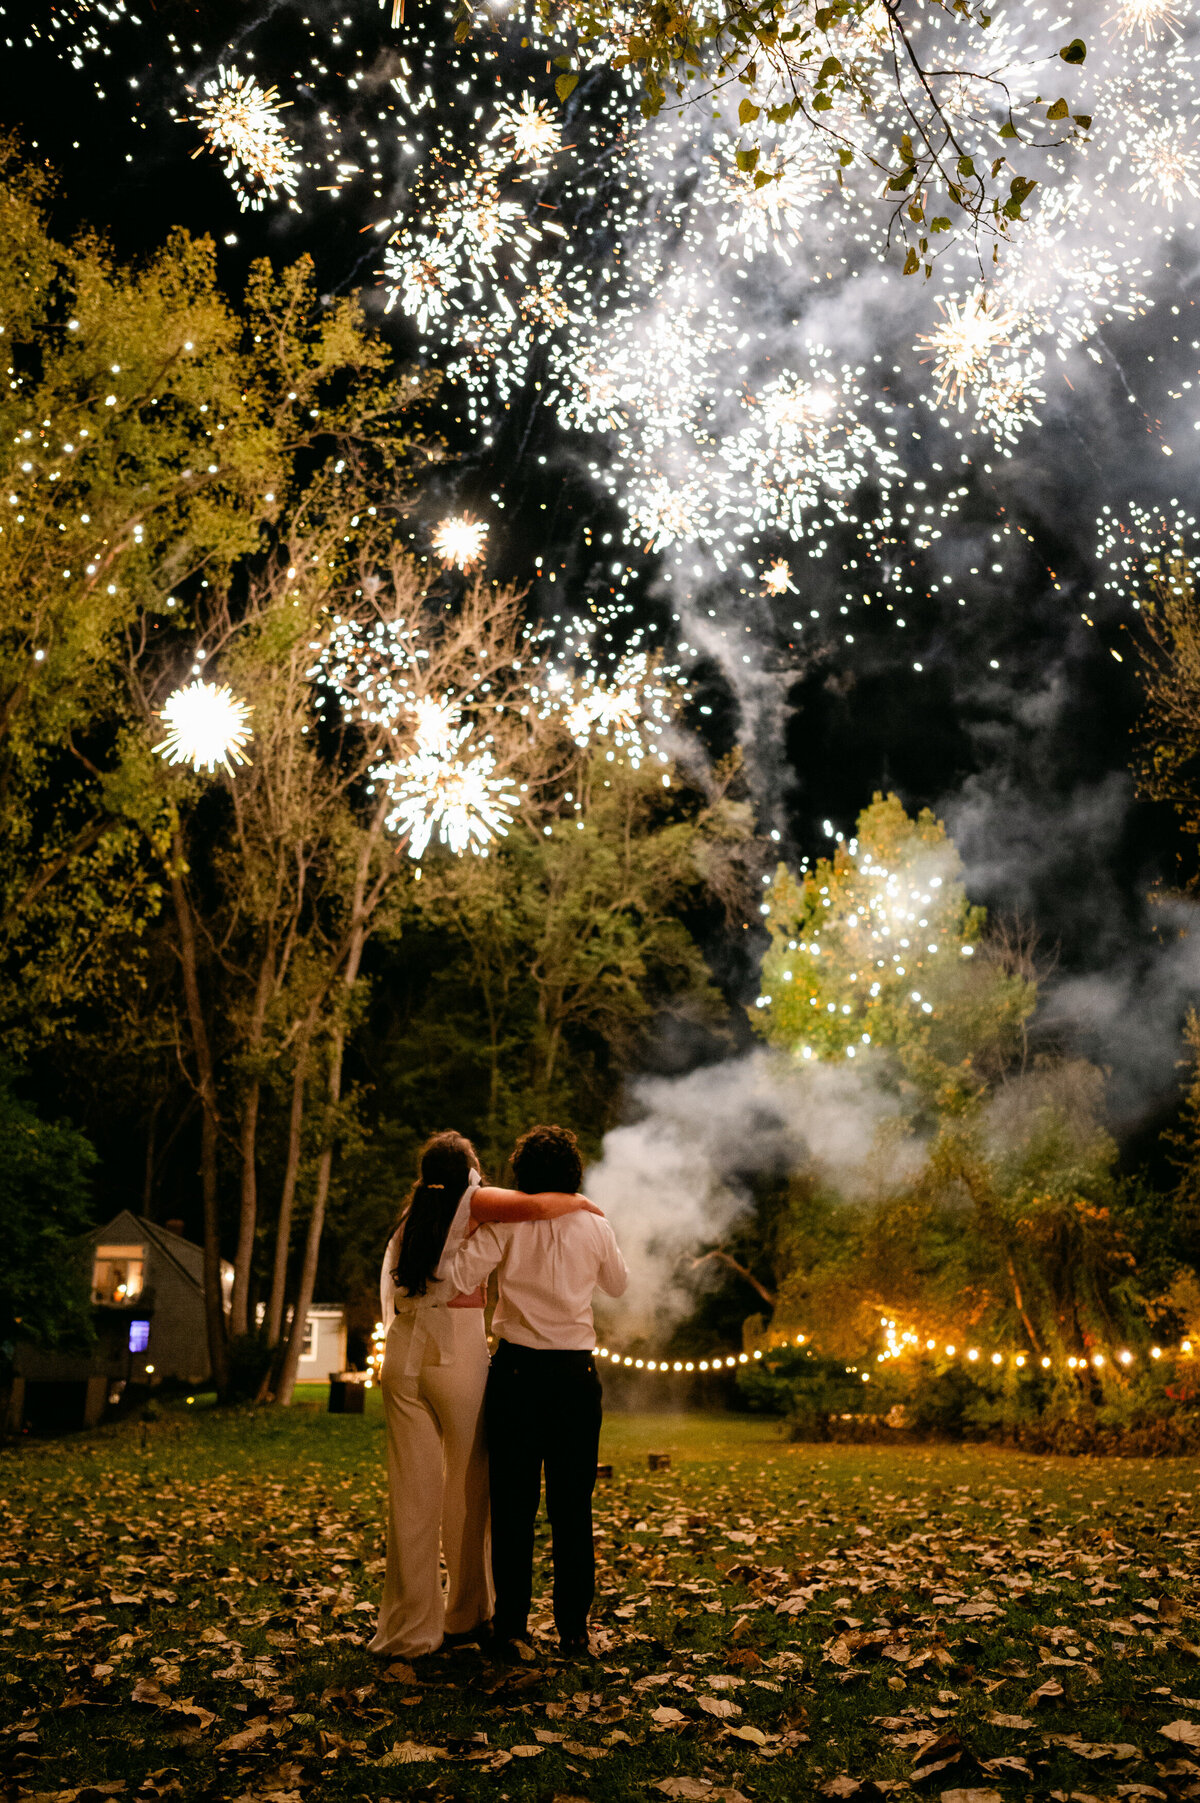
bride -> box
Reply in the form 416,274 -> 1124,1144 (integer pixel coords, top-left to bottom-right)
371,1128 -> 600,1658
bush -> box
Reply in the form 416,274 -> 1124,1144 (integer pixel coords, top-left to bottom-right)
738,1342 -> 1197,1451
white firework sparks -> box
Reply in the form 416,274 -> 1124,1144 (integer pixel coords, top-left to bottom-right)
381,234 -> 460,328
1128,117 -> 1200,211
431,514 -> 489,568
706,138 -> 834,265
154,678 -> 253,775
411,694 -> 464,756
916,294 -> 1022,410
1104,0 -> 1184,42
384,736 -> 516,858
496,94 -> 562,164
726,357 -> 898,535
189,66 -> 300,211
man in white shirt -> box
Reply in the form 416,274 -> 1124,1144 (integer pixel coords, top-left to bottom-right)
445,1123 -> 628,1658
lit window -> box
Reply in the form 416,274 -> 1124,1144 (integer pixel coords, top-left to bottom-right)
128,1320 -> 150,1354
92,1245 -> 145,1306
299,1317 -> 315,1359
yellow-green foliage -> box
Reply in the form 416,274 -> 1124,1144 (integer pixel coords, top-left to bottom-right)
753,792 -> 1034,1106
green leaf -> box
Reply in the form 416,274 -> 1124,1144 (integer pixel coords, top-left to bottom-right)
903,247 -> 920,275
1073,112 -> 1092,130
812,92 -> 833,110
818,55 -> 843,78
555,71 -> 579,101
752,169 -> 775,188
930,215 -> 951,232
735,145 -> 760,172
1059,36 -> 1087,61
1045,96 -> 1069,120
837,147 -> 854,166
956,154 -> 976,178
738,97 -> 761,124
999,120 -> 1018,139
1009,174 -> 1037,203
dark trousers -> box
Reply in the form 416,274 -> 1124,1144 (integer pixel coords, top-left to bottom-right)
484,1339 -> 602,1645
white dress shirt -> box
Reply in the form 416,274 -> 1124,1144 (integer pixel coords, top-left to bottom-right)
444,1211 -> 628,1351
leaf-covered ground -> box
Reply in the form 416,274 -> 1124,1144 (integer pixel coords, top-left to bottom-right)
2,1400 -> 1200,1803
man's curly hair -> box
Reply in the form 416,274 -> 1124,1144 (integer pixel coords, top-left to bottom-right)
511,1123 -> 583,1195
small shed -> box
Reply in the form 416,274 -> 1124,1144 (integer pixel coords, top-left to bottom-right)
295,1305 -> 348,1385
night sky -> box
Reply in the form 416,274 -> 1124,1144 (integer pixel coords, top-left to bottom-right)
5,0 -> 1198,1140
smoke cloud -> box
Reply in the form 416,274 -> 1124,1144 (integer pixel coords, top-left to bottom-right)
585,1047 -> 920,1337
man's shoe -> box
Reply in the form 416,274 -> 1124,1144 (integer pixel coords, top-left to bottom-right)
558,1637 -> 594,1660
492,1636 -> 536,1664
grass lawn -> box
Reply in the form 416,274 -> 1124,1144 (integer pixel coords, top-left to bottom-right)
2,1399 -> 1200,1802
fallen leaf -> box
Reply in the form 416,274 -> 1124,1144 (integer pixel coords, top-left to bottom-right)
727,1724 -> 769,1746
652,1781 -> 712,1799
376,1740 -> 446,1765
509,1744 -> 545,1757
1028,1680 -> 1065,1707
130,1680 -> 172,1708
987,1714 -> 1034,1729
940,1792 -> 1002,1803
1161,1721 -> 1200,1751
697,1696 -> 740,1718
215,1719 -> 274,1754
651,1705 -> 689,1727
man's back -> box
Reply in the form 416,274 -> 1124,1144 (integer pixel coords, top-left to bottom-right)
447,1209 -> 627,1350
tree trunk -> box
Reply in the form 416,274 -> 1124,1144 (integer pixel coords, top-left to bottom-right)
690,1248 -> 777,1307
231,1078 -> 260,1339
264,1036 -> 310,1347
275,1027 -> 346,1406
276,848 -> 380,1403
231,956 -> 273,1339
168,832 -> 229,1400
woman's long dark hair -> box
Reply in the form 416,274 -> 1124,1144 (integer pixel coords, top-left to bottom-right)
392,1131 -> 479,1297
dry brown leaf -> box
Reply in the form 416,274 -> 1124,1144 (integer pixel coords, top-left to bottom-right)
215,1718 -> 274,1754
940,1792 -> 1002,1803
376,1739 -> 446,1765
1028,1680 -> 1065,1708
652,1782 -> 712,1800
509,1744 -> 545,1757
697,1696 -> 741,1718
651,1705 -> 689,1728
987,1714 -> 1034,1729
130,1680 -> 172,1708
1161,1721 -> 1200,1750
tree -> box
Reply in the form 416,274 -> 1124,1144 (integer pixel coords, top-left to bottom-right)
0,1072 -> 96,1426
522,0 -> 1090,263
750,793 -> 1141,1361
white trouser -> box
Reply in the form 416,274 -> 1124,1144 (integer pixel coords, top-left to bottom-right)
370,1305 -> 494,1657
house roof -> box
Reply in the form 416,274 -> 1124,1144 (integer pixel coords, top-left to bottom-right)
83,1211 -> 224,1294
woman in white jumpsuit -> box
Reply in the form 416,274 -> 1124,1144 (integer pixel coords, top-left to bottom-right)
370,1130 -> 599,1658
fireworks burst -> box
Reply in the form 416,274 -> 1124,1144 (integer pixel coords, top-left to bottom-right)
432,515 -> 489,568
154,679 -> 253,775
917,294 -> 1022,410
495,94 -> 561,164
189,66 -> 300,211
384,737 -> 516,858
1105,0 -> 1184,41
1128,117 -> 1200,210
762,559 -> 798,596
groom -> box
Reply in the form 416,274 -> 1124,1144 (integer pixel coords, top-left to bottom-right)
446,1123 -> 627,1658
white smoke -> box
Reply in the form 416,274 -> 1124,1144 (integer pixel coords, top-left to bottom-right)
585,1046 -> 921,1337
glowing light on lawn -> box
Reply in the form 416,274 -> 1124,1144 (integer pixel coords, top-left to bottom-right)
155,679 -> 253,774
